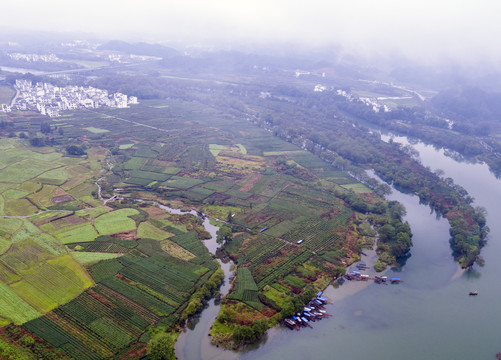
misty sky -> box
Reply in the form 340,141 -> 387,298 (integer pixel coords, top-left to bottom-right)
3,0 -> 500,64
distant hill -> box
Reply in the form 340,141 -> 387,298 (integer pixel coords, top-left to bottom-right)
99,40 -> 179,58
431,85 -> 501,122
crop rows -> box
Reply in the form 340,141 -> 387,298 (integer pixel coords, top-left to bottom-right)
123,157 -> 148,170
183,187 -> 215,201
119,263 -> 194,294
247,243 -> 294,271
242,237 -> 286,265
55,292 -> 147,337
163,176 -> 205,190
130,169 -> 171,181
124,177 -> 154,186
256,250 -> 312,289
141,256 -> 204,282
134,147 -> 159,158
228,267 -> 262,309
93,284 -> 161,324
23,275 -> 175,359
285,187 -> 340,206
225,189 -> 253,200
282,208 -> 351,251
277,191 -> 333,212
250,247 -> 302,283
24,317 -> 103,360
0,261 -> 21,283
170,231 -> 209,257
75,241 -> 130,253
282,219 -> 338,248
88,258 -> 124,282
265,221 -> 298,238
202,180 -> 234,192
44,311 -> 121,355
229,268 -> 258,297
100,278 -> 176,315
293,155 -> 329,169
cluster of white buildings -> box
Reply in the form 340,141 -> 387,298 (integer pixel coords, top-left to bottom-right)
312,85 -> 392,113
336,88 -> 390,113
108,53 -> 161,63
7,53 -> 62,63
1,80 -> 138,117
359,97 -> 391,113
60,40 -> 97,49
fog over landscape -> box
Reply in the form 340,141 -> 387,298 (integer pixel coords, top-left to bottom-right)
2,0 -> 501,66
2,2 -> 501,360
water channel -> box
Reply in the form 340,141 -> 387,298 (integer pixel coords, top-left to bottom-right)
152,205 -> 234,360
176,134 -> 501,359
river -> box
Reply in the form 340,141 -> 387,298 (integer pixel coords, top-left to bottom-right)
0,66 -> 47,75
170,209 -> 236,360
176,135 -> 501,359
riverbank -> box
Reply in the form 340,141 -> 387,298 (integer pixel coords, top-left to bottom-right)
173,209 -> 237,360
227,134 -> 496,360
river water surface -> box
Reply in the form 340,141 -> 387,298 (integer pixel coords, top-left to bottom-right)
174,215 -> 236,360
177,136 -> 501,359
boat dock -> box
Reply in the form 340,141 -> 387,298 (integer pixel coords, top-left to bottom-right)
344,271 -> 403,284
283,292 -> 332,330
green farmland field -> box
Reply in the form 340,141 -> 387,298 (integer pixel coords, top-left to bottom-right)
94,208 -> 138,235
4,251 -> 93,314
71,251 -> 120,264
3,198 -> 38,216
119,143 -> 134,149
228,267 -> 262,310
123,157 -> 148,170
1,159 -> 61,183
0,282 -> 41,325
50,222 -> 99,244
84,127 -> 110,134
2,189 -> 29,200
163,176 -> 205,189
36,167 -> 69,185
137,222 -> 173,240
0,71 -> 396,359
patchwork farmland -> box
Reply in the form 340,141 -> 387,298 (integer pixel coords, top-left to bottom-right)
0,97 -> 381,357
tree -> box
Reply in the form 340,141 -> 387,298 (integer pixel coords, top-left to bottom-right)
29,136 -> 46,147
280,301 -> 295,319
378,224 -> 395,243
185,298 -> 201,316
216,225 -> 232,244
392,232 -> 412,257
147,333 -> 174,360
372,202 -> 386,214
388,201 -> 406,220
66,145 -> 86,156
40,122 -> 51,134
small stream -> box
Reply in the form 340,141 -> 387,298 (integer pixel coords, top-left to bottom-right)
150,205 -> 235,360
